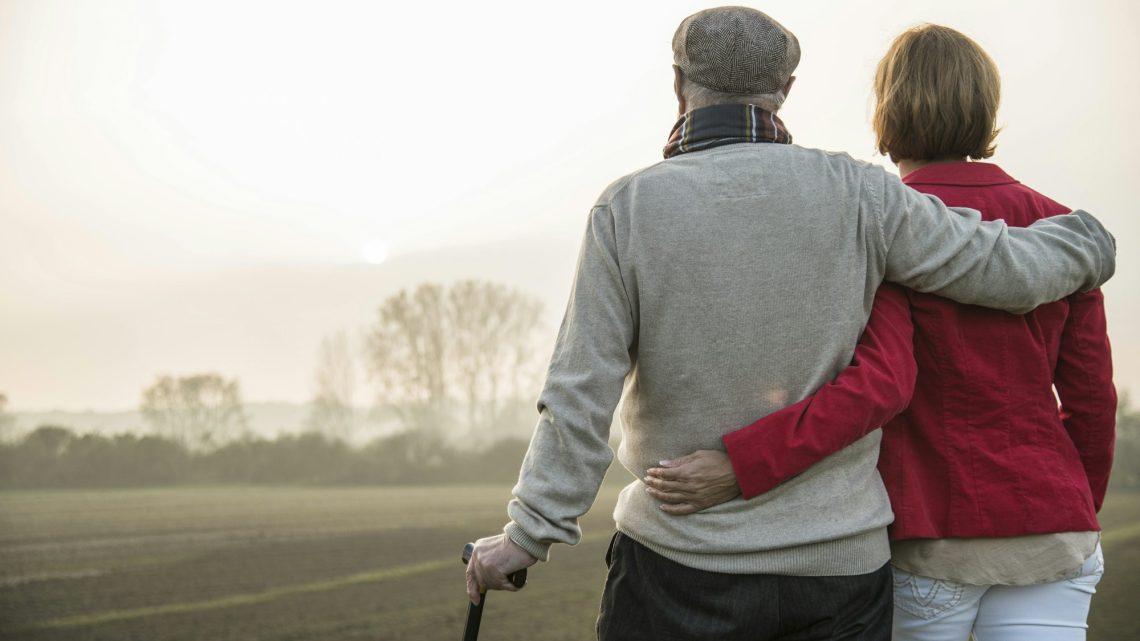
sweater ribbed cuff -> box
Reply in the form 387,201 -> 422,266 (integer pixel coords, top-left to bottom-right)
503,521 -> 551,562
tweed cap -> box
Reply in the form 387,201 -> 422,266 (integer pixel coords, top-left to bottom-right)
672,6 -> 800,95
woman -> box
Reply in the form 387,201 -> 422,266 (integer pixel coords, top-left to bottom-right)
644,24 -> 1115,640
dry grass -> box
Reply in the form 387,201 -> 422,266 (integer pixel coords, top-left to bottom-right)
0,485 -> 1136,641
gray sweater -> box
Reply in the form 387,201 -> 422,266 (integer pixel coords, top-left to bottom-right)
503,143 -> 1115,575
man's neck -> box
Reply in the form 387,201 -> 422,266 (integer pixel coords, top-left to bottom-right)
897,157 -> 968,178
678,102 -> 781,118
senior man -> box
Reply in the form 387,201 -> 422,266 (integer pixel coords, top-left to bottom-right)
464,6 -> 1117,640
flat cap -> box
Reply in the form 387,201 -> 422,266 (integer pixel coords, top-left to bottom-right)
672,6 -> 800,95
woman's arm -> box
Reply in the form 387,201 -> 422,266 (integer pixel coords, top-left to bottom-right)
644,283 -> 916,512
1054,288 -> 1116,512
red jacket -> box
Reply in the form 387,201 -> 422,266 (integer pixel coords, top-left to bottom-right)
723,161 -> 1116,540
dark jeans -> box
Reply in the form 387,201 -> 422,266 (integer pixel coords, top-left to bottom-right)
596,531 -> 892,641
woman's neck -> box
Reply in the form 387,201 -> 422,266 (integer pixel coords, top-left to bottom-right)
897,157 -> 968,178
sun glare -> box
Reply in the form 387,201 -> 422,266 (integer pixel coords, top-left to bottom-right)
361,239 -> 389,265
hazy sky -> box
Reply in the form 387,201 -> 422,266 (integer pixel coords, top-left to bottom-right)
1,0 -> 1137,412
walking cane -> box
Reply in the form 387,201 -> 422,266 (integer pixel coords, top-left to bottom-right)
460,542 -> 528,641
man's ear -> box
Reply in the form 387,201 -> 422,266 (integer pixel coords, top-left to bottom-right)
673,65 -> 686,116
782,75 -> 796,100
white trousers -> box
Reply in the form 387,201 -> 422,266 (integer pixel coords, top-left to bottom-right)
891,543 -> 1104,641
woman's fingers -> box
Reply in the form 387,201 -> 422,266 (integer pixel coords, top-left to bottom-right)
655,453 -> 694,468
642,475 -> 694,493
645,465 -> 687,480
660,502 -> 700,515
646,485 -> 690,503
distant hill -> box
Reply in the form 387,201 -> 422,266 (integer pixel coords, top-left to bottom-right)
11,401 -> 318,441
9,399 -> 618,449
6,396 -> 615,447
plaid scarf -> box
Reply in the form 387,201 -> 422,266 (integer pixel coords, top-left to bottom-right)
663,103 -> 792,159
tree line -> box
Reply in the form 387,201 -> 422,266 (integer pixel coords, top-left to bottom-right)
2,278 -> 1139,490
0,425 -> 538,488
0,402 -> 1137,489
0,279 -> 562,488
132,280 -> 548,452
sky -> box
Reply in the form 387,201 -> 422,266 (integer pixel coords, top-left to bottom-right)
1,0 -> 1137,413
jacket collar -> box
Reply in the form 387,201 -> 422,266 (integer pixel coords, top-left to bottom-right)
901,161 -> 1019,187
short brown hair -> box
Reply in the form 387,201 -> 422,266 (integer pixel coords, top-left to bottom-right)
872,24 -> 1001,162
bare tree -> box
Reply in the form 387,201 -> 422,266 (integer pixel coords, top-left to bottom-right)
448,281 -> 545,433
365,284 -> 450,442
307,330 -> 356,441
140,374 -> 247,449
365,280 -> 545,443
